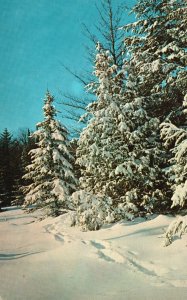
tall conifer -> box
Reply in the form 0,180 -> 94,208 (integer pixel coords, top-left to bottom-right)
23,91 -> 77,216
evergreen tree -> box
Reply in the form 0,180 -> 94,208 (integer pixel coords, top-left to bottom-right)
0,129 -> 27,208
0,129 -> 14,206
75,43 -> 166,230
23,91 -> 77,216
76,43 -> 126,200
2,129 -> 36,207
75,44 -> 126,229
119,0 -> 187,212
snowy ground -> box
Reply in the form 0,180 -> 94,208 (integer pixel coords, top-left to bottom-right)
0,208 -> 187,300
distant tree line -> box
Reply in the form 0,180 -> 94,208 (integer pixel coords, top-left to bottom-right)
0,128 -> 36,208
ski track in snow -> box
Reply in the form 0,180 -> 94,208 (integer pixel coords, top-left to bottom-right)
45,218 -> 187,288
0,251 -> 43,260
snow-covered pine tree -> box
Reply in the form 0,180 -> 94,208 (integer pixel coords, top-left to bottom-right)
160,94 -> 187,245
120,0 -> 187,212
23,91 -> 77,216
75,43 -> 166,230
74,43 -> 126,229
123,0 -> 187,121
77,43 -> 126,200
113,52 -> 168,217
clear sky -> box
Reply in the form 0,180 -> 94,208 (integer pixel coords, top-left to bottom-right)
0,0 -> 135,135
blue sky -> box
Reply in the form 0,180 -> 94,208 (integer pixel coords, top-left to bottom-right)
0,0 -> 135,135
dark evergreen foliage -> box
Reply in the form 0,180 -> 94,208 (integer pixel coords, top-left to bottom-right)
0,128 -> 35,208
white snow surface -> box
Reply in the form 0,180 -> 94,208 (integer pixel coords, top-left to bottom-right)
0,207 -> 187,300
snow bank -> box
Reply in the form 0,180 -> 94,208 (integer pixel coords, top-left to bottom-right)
0,209 -> 187,300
